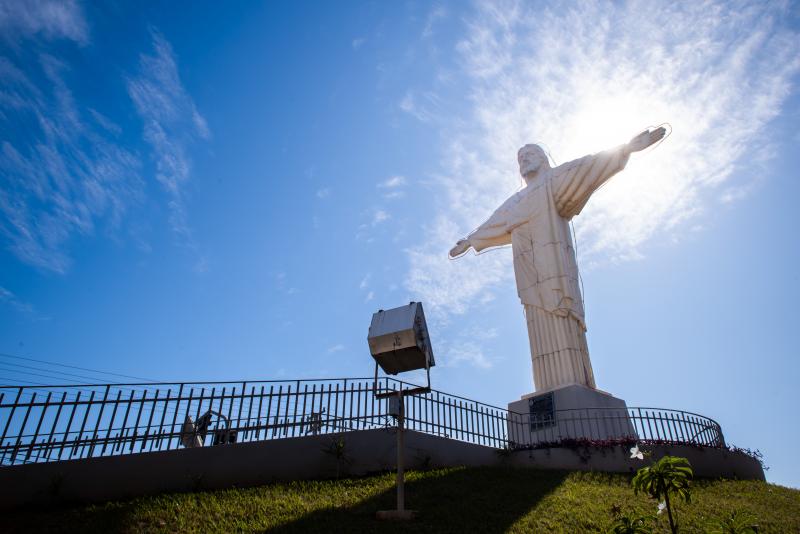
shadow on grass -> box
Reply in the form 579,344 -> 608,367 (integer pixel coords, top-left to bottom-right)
3,467 -> 569,533
4,498 -> 141,534
265,467 -> 568,534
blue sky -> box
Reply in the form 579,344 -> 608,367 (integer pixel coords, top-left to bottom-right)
1,1 -> 799,487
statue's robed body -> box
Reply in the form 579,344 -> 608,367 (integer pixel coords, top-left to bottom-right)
450,128 -> 665,392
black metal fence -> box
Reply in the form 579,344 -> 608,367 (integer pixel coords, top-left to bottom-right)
0,378 -> 724,467
506,406 -> 725,448
0,378 -> 387,466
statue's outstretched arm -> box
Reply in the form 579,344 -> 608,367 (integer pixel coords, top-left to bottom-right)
553,127 -> 666,218
450,202 -> 515,258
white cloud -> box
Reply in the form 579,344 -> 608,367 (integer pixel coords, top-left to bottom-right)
359,273 -> 371,290
356,208 -> 391,240
406,0 -> 800,325
193,256 -> 209,274
379,175 -> 407,200
399,91 -> 443,123
435,326 -> 498,369
327,344 -> 345,353
720,184 -> 754,205
443,341 -> 492,369
359,273 -> 374,302
88,108 -> 121,136
0,26 -> 208,273
316,187 -> 331,198
127,30 -> 210,246
422,5 -> 447,39
379,175 -> 407,188
372,209 -> 390,225
273,271 -> 297,295
0,55 -> 142,273
0,286 -> 33,314
0,0 -> 88,44
399,92 -> 415,113
352,37 -> 366,50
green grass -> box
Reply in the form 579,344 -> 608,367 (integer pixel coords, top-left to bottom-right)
6,467 -> 799,533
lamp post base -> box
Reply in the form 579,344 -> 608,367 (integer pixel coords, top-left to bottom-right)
376,510 -> 417,520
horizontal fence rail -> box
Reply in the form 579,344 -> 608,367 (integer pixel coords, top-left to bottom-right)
0,379 -> 724,467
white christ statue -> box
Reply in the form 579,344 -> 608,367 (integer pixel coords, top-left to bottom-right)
449,127 -> 666,393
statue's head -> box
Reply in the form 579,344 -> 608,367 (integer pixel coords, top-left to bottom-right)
517,144 -> 550,183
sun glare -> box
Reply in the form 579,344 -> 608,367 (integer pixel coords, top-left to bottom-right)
560,93 -> 666,160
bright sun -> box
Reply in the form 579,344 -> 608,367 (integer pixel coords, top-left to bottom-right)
561,93 -> 667,160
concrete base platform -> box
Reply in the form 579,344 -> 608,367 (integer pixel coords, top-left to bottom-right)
508,385 -> 634,445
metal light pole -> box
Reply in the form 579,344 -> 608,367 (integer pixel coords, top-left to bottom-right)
368,302 -> 435,521
395,390 -> 405,514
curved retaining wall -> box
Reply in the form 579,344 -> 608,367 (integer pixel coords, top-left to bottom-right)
507,443 -> 764,480
0,428 -> 764,509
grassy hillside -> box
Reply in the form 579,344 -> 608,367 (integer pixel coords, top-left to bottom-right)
6,467 -> 799,533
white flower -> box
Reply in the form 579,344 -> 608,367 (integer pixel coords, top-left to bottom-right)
657,501 -> 666,515
630,445 -> 644,460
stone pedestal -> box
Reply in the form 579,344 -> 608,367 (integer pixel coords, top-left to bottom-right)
507,384 -> 635,446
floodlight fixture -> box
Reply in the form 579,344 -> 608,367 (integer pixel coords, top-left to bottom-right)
368,301 -> 435,398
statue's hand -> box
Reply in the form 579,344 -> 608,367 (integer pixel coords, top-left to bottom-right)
627,126 -> 666,152
449,239 -> 470,258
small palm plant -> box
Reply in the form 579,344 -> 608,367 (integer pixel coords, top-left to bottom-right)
632,455 -> 693,534
608,514 -> 653,534
323,437 -> 349,478
708,510 -> 759,533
